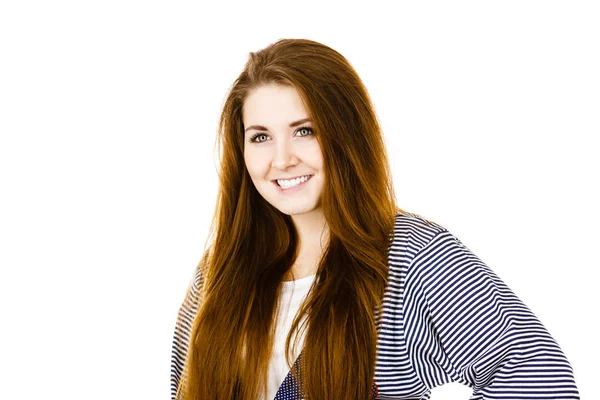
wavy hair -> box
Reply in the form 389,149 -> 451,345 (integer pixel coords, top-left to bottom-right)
177,38 -> 404,400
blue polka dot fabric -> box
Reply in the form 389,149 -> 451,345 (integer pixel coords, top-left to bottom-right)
273,351 -> 378,399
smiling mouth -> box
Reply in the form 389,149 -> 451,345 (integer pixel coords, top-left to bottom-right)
272,174 -> 313,183
271,174 -> 313,182
272,174 -> 314,189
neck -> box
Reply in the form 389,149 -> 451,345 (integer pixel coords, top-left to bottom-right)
283,209 -> 329,281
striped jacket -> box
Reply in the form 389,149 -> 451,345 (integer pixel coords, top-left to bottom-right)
171,212 -> 579,399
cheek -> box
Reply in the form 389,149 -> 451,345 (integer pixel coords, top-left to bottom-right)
307,147 -> 324,169
243,151 -> 257,170
300,141 -> 324,163
244,151 -> 268,179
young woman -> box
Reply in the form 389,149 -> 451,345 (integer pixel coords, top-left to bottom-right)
170,38 -> 579,400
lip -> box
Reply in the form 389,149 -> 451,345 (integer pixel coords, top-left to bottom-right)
272,174 -> 314,194
271,174 -> 313,181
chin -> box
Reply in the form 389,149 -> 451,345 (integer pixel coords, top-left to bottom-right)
273,202 -> 321,216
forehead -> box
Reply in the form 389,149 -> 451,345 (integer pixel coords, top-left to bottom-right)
242,84 -> 310,126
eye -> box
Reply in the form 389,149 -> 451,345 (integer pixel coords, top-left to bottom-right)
249,133 -> 268,143
248,126 -> 314,143
296,126 -> 314,137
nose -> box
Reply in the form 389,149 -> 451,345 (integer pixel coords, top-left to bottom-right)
271,138 -> 299,170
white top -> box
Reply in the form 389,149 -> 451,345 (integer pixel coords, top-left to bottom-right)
262,273 -> 317,400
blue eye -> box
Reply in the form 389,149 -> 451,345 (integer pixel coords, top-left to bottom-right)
248,126 -> 314,143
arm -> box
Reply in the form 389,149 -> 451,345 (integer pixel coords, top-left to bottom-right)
403,230 -> 579,399
170,262 -> 205,400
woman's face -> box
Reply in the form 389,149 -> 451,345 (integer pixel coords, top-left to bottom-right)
242,83 -> 324,217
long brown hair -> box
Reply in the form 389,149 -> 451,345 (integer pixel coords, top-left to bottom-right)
177,38 -> 404,400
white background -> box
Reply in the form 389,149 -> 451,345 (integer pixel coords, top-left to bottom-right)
0,1 -> 597,399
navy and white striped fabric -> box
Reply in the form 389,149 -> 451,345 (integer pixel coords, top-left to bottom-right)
171,212 -> 579,399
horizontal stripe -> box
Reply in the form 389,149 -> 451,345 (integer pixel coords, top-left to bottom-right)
171,212 -> 579,399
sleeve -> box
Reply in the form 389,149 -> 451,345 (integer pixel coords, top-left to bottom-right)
402,229 -> 579,399
170,262 -> 205,400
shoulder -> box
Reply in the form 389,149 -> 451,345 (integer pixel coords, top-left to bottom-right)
388,211 -> 476,283
390,211 -> 448,255
390,212 -> 487,293
386,211 -> 449,280
393,210 -> 447,234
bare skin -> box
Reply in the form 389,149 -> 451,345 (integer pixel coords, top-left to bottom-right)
284,214 -> 329,281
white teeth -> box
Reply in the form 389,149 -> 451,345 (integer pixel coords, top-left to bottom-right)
277,175 -> 311,188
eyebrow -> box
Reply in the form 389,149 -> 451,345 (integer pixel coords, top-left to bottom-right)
244,118 -> 312,133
